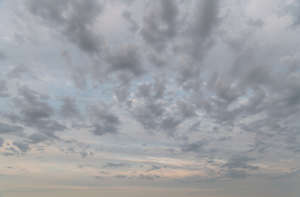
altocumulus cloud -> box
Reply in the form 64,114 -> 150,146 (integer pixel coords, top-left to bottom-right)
0,0 -> 300,197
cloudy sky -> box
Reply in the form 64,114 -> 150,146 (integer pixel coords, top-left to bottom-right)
0,0 -> 300,196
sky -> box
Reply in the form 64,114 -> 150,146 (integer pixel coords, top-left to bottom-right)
0,0 -> 300,196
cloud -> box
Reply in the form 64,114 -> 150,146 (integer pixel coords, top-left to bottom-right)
183,0 -> 220,60
0,80 -> 9,97
88,104 -> 120,136
181,141 -> 207,153
0,122 -> 23,135
27,133 -> 50,144
0,0 -> 300,191
5,86 -> 65,138
0,137 -> 4,147
13,141 -> 30,153
106,45 -> 144,76
286,1 -> 300,26
60,97 -> 81,120
7,65 -> 31,79
0,51 -> 6,60
122,10 -> 139,32
103,162 -> 129,169
27,0 -> 103,55
221,155 -> 259,179
141,0 -> 179,51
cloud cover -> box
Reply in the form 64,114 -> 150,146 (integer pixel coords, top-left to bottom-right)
0,0 -> 300,196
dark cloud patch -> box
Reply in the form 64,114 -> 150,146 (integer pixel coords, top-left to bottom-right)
106,46 -> 144,76
0,137 -> 4,147
184,0 -> 220,59
131,80 -> 199,136
27,133 -> 50,144
7,65 -> 31,79
60,97 -> 81,120
122,10 -> 139,33
286,1 -> 300,26
141,0 -> 179,51
138,174 -> 160,181
2,146 -> 19,157
13,141 -> 30,153
27,0 -> 103,55
181,141 -> 207,153
192,0 -> 220,40
80,151 -> 93,158
147,165 -> 163,172
221,155 -> 259,179
103,162 -> 129,169
0,80 -> 9,97
224,169 -> 249,179
5,86 -> 65,138
114,175 -> 128,179
0,51 -> 6,60
223,155 -> 259,171
0,122 -> 23,135
88,105 -> 120,136
132,100 -> 165,131
175,0 -> 221,91
113,174 -> 160,181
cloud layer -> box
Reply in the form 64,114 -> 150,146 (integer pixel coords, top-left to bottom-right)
0,0 -> 300,196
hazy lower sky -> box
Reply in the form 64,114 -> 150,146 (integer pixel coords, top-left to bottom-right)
0,0 -> 300,196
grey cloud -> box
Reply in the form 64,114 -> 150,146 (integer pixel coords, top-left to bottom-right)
223,155 -> 259,171
137,79 -> 166,99
80,151 -> 93,158
0,138 -> 4,147
13,141 -> 30,153
1,0 -> 300,185
138,174 -> 160,181
132,100 -> 165,130
2,146 -> 19,157
177,101 -> 197,119
225,169 -> 249,179
221,155 -> 259,179
0,51 -> 6,60
131,80 -> 197,136
103,162 -> 129,169
147,53 -> 166,68
141,0 -> 179,51
88,105 -> 120,136
0,122 -> 23,134
0,80 -> 9,97
286,1 -> 300,26
181,141 -> 207,153
114,174 -> 160,181
6,86 -> 66,137
192,0 -> 220,40
91,122 -> 118,136
60,97 -> 81,120
27,0 -> 103,55
7,65 -> 31,79
147,165 -> 163,172
160,116 -> 181,133
176,0 -> 220,90
122,10 -> 139,33
106,46 -> 144,76
114,175 -> 128,179
27,133 -> 49,144
61,50 -> 88,89
184,0 -> 220,59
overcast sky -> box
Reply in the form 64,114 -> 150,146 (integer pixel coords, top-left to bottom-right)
0,0 -> 300,196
